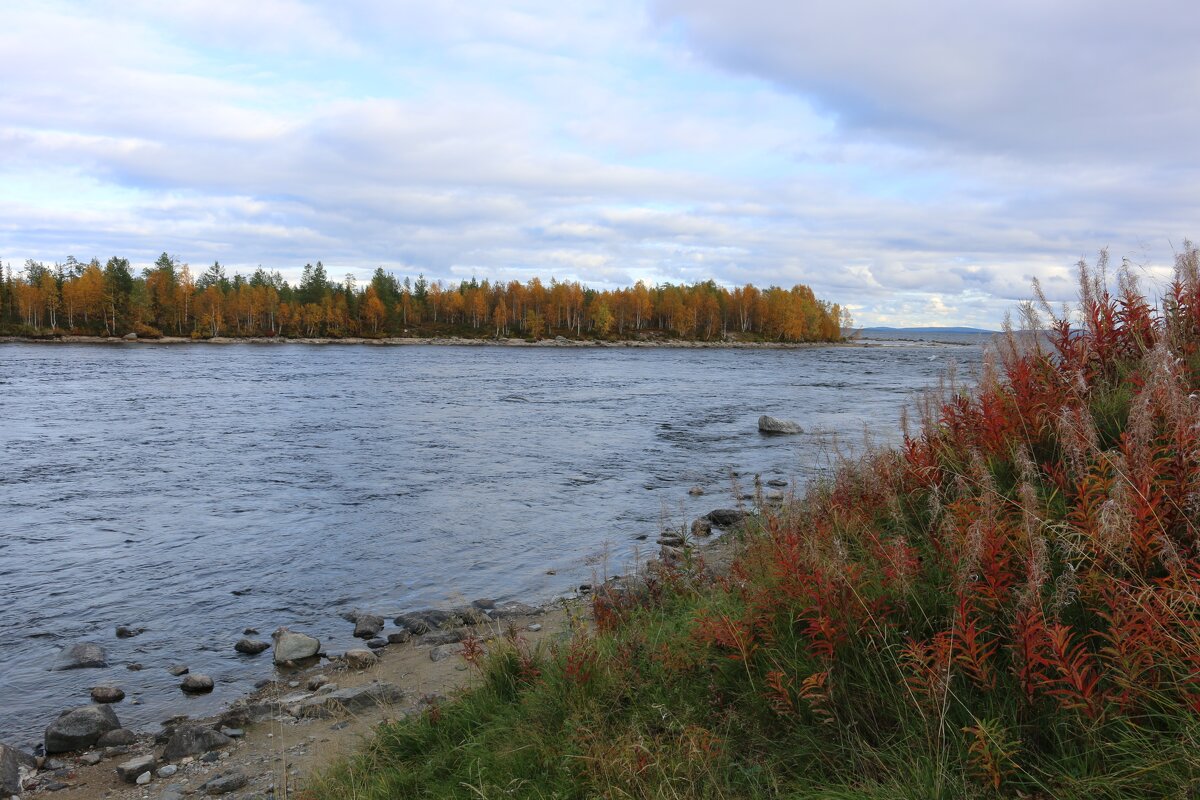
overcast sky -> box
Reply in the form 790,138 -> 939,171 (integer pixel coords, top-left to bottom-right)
2,1 -> 1197,326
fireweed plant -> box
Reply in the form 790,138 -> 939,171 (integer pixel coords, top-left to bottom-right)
310,246 -> 1200,799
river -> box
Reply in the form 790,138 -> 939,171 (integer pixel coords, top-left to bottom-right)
0,337 -> 985,747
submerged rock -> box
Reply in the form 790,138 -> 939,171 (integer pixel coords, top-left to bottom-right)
91,685 -> 126,703
234,638 -> 269,655
352,614 -> 385,639
758,415 -> 803,435
271,627 -> 320,664
115,625 -> 145,639
180,674 -> 214,693
45,705 -> 120,753
53,642 -> 108,670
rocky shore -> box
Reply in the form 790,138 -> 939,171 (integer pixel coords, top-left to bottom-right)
0,334 -> 867,349
0,510 -> 747,799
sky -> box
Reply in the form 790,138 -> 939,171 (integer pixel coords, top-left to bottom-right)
1,1 -> 1198,327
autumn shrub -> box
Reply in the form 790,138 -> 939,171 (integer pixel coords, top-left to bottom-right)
309,244 -> 1200,799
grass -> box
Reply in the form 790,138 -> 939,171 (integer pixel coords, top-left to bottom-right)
307,246 -> 1200,799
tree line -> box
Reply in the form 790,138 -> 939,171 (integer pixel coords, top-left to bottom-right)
0,254 -> 848,342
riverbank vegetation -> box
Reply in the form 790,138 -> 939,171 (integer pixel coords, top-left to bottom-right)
0,255 -> 846,343
308,246 -> 1200,799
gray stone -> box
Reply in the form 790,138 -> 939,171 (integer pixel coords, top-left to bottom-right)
234,638 -> 269,655
80,751 -> 102,766
417,629 -> 465,647
218,727 -> 242,738
167,664 -> 189,676
180,674 -> 214,693
691,518 -> 713,537
0,742 -> 37,796
201,770 -> 247,795
393,609 -> 456,634
45,705 -> 120,753
471,598 -> 496,610
161,726 -> 231,762
157,764 -> 177,777
430,644 -> 464,662
450,605 -> 488,625
766,478 -> 788,488
352,614 -> 384,639
96,728 -> 136,748
52,642 -> 108,671
158,782 -> 187,800
385,631 -> 411,645
706,508 -> 747,528
688,486 -> 704,496
116,753 -> 157,783
488,602 -> 542,620
271,627 -> 320,664
136,770 -> 152,785
306,674 -> 330,691
366,637 -> 388,649
294,682 -> 403,719
122,332 -> 137,341
757,415 -> 803,435
115,626 -> 145,639
342,649 -> 378,669
90,685 -> 125,703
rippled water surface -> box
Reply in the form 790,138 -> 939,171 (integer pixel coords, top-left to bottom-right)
0,340 -> 983,746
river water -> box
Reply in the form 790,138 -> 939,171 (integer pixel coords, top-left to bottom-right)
0,338 -> 984,747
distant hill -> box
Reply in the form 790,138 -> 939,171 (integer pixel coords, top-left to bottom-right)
856,326 -> 997,334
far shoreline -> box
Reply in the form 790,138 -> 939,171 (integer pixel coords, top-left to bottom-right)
0,334 -> 877,349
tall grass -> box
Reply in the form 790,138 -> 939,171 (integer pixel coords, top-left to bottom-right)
309,245 -> 1200,799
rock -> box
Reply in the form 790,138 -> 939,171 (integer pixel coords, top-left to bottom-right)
271,627 -> 320,664
366,637 -> 388,649
451,605 -> 488,625
757,415 -> 803,435
159,782 -> 187,800
157,764 -> 177,777
386,630 -> 411,644
243,627 -> 258,635
180,674 -> 214,693
127,662 -> 144,671
342,649 -> 378,669
430,644 -> 464,662
393,609 -> 457,634
115,626 -> 144,639
306,675 -> 330,691
488,602 -> 542,620
688,486 -> 704,496
527,623 -> 543,632
0,742 -> 37,796
52,642 -> 107,671
45,705 -> 120,753
690,519 -> 713,537
161,726 -> 231,762
294,682 -> 404,719
90,685 -> 125,703
200,770 -> 247,795
80,751 -> 102,766
656,535 -> 685,547
96,728 -> 136,748
122,332 -> 137,341
471,598 -> 496,610
766,478 -> 788,488
218,727 -> 242,738
234,638 -> 269,655
167,664 -> 189,677
116,753 -> 156,783
416,629 -> 465,647
352,614 -> 385,639
706,508 -> 747,528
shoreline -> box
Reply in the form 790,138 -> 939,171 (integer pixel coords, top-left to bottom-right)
0,334 -> 868,349
5,519 -> 741,798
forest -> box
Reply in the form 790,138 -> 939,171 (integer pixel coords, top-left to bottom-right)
0,254 -> 847,343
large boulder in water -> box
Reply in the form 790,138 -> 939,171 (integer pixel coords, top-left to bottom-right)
271,627 -> 320,664
53,642 -> 108,670
758,415 -> 803,435
45,704 -> 120,753
0,742 -> 37,795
